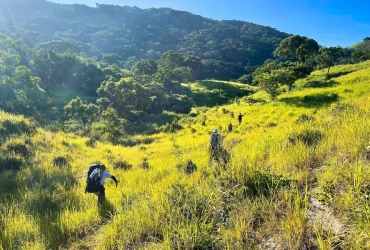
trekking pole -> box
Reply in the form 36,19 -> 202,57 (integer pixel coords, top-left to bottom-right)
217,184 -> 240,199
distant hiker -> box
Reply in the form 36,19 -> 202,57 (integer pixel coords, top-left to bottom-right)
209,129 -> 230,165
210,128 -> 222,150
238,113 -> 243,125
227,122 -> 233,132
85,163 -> 118,205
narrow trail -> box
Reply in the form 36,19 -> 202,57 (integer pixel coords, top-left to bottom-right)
307,195 -> 346,235
258,167 -> 348,249
306,162 -> 347,239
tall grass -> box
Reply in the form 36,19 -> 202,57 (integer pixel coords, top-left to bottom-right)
1,60 -> 370,249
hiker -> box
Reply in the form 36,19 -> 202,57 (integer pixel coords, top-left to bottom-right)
227,122 -> 233,132
209,128 -> 230,165
85,163 -> 118,205
238,113 -> 243,125
210,128 -> 222,150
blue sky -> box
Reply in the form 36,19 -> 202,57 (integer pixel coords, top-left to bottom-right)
49,0 -> 370,48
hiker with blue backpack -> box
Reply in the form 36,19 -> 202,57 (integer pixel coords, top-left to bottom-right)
85,163 -> 118,204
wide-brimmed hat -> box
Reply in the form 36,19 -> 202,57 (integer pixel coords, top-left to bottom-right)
212,128 -> 218,133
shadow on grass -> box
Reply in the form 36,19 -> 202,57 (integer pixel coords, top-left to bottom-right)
99,198 -> 116,219
327,69 -> 356,79
279,92 -> 339,108
190,80 -> 255,107
303,80 -> 339,88
303,69 -> 355,89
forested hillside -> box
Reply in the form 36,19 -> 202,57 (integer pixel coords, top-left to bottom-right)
2,0 -> 370,248
1,60 -> 370,250
0,0 -> 289,80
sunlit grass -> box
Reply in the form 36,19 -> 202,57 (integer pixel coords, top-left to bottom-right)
2,61 -> 370,248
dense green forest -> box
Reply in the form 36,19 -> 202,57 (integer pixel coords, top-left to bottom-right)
0,0 -> 290,80
0,0 -> 370,141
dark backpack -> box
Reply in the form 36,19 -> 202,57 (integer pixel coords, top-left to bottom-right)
85,164 -> 102,193
211,133 -> 220,149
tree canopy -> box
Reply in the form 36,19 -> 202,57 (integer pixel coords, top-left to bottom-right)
0,1 -> 290,80
274,35 -> 319,64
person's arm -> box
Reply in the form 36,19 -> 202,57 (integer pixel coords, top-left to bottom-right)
111,175 -> 118,187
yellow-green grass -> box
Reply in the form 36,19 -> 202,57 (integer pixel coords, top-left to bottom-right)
182,79 -> 256,107
1,61 -> 370,249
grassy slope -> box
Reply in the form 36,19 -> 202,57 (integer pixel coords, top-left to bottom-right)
1,61 -> 370,249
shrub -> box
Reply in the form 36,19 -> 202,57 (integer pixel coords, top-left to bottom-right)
85,137 -> 97,147
265,122 -> 277,128
201,115 -> 206,126
287,128 -> 324,147
53,155 -> 71,168
0,156 -> 25,171
245,169 -> 297,197
138,158 -> 150,169
188,109 -> 198,117
113,159 -> 132,171
295,114 -> 315,123
6,141 -> 32,158
176,160 -> 197,175
245,96 -> 267,106
0,112 -> 37,140
120,136 -> 154,147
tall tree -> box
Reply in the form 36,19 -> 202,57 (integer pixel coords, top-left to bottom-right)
183,55 -> 203,78
274,35 -> 319,64
101,53 -> 122,66
131,59 -> 158,85
101,107 -> 126,143
316,47 -> 343,76
157,50 -> 185,69
258,72 -> 280,100
131,59 -> 158,76
64,97 -> 99,135
97,78 -> 151,120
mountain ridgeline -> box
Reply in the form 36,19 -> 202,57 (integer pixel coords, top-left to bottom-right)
1,0 -> 369,139
0,0 -> 289,80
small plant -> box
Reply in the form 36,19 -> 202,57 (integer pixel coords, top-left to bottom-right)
138,158 -> 150,169
201,115 -> 206,126
53,155 -> 71,168
245,169 -> 297,197
295,114 -> 315,123
113,159 -> 132,171
85,137 -> 97,147
265,122 -> 277,128
287,128 -> 324,147
176,160 -> 197,175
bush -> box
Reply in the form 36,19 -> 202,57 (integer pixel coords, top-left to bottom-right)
245,169 -> 297,197
295,114 -> 315,123
120,136 -> 155,147
53,155 -> 71,168
0,112 -> 37,140
287,128 -> 324,147
138,158 -> 150,169
113,159 -> 132,171
176,160 -> 197,175
0,156 -> 25,171
6,141 -> 32,158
